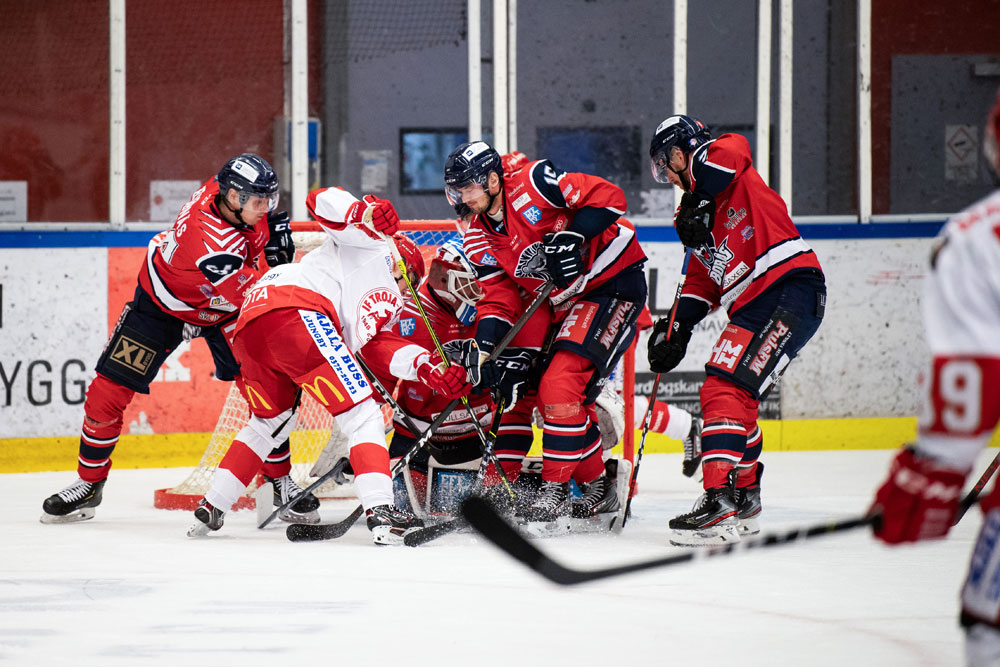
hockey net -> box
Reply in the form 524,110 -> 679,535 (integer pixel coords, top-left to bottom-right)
153,219 -> 637,510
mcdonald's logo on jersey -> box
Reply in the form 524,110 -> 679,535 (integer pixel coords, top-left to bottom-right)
300,373 -> 346,407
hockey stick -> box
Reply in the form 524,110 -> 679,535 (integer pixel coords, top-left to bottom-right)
403,398 -> 508,547
259,357 -> 426,529
462,495 -> 876,585
378,226 -> 515,501
287,282 -> 554,542
621,249 -> 691,529
257,459 -> 350,529
954,449 -> 1000,525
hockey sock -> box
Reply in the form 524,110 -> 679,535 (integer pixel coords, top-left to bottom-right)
736,427 -> 763,487
206,438 -> 264,511
664,404 -> 693,441
260,438 -> 293,479
350,442 -> 393,509
702,459 -> 737,490
571,420 -> 605,485
77,375 -> 134,483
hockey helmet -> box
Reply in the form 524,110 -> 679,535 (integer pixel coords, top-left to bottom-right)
393,233 -> 426,287
648,115 -> 711,184
217,153 -> 280,212
443,141 -> 503,218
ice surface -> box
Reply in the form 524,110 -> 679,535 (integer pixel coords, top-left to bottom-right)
2,449 -> 988,666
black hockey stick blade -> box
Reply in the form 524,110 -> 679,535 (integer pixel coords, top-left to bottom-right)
462,496 -> 879,586
259,459 -> 349,529
403,518 -> 465,547
286,504 -> 364,542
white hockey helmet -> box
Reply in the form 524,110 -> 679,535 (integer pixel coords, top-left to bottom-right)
428,238 -> 482,325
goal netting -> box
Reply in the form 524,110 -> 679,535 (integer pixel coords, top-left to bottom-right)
153,219 -> 637,510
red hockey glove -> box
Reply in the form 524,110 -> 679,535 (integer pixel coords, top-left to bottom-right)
362,194 -> 400,235
870,447 -> 967,544
416,355 -> 471,399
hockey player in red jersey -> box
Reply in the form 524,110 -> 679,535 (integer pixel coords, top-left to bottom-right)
646,115 -> 827,545
362,238 -> 543,515
870,89 -> 1000,666
41,153 -> 309,524
189,187 -> 469,544
444,141 -> 648,534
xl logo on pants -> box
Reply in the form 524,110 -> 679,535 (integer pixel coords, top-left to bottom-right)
110,337 -> 155,375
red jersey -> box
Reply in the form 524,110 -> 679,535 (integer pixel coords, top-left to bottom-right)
362,281 -> 493,441
681,134 -> 823,315
462,159 -> 646,327
138,178 -> 267,325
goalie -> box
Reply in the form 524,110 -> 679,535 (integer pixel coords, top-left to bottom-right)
188,187 -> 469,545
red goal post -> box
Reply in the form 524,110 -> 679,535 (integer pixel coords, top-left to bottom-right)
153,218 -> 636,510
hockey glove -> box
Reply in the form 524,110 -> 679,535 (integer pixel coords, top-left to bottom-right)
264,210 -> 295,267
647,317 -> 693,373
870,447 -> 966,544
490,349 -> 535,409
416,354 -> 472,399
674,193 -> 715,248
362,194 -> 400,235
459,338 -> 488,387
542,230 -> 586,288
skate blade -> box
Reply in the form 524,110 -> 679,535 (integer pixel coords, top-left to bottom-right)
187,521 -> 213,538
279,508 -> 321,525
739,517 -> 760,536
371,525 -> 420,546
669,524 -> 741,547
521,515 -> 571,538
39,508 -> 95,525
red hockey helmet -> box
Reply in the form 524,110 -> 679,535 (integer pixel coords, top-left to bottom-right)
393,234 -> 426,285
985,88 -> 1000,178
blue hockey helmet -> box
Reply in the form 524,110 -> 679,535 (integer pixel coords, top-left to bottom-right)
648,115 -> 711,184
217,153 -> 280,212
443,141 -> 503,218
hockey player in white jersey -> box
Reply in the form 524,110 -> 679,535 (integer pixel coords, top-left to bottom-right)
870,89 -> 1000,666
189,187 -> 469,544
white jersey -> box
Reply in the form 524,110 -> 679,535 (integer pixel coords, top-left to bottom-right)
917,188 -> 1000,471
235,187 -> 404,353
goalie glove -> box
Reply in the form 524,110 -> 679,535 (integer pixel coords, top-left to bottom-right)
674,193 -> 715,248
264,210 -> 295,267
647,317 -> 693,373
870,447 -> 966,544
542,230 -> 586,289
416,353 -> 472,399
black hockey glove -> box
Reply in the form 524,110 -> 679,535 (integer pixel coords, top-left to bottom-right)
674,193 -> 715,248
542,230 -> 586,288
459,338 -> 488,387
647,317 -> 694,373
264,210 -> 295,267
489,349 -> 535,408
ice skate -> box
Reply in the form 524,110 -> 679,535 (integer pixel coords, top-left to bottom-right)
187,499 -> 225,537
366,504 -> 424,545
668,486 -> 741,546
40,478 -> 105,524
265,474 -> 321,525
682,417 -> 703,478
735,463 -> 764,536
522,480 -> 571,537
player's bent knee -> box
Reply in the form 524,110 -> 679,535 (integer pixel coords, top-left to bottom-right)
543,401 -> 583,421
335,400 -> 387,449
243,407 -> 298,457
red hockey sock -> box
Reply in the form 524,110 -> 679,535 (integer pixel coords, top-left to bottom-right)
217,439 -> 266,488
703,459 -> 737,490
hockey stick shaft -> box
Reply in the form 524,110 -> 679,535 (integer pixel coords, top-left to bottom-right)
954,449 -> 1000,525
287,283 -> 553,542
258,458 -> 349,529
463,491 -> 981,585
622,250 -> 691,527
379,226 -> 513,497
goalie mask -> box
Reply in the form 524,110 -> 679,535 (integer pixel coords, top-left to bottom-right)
428,238 -> 482,326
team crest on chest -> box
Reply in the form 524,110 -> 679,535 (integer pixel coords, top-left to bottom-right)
514,242 -> 550,280
357,288 -> 402,342
694,238 -> 736,287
